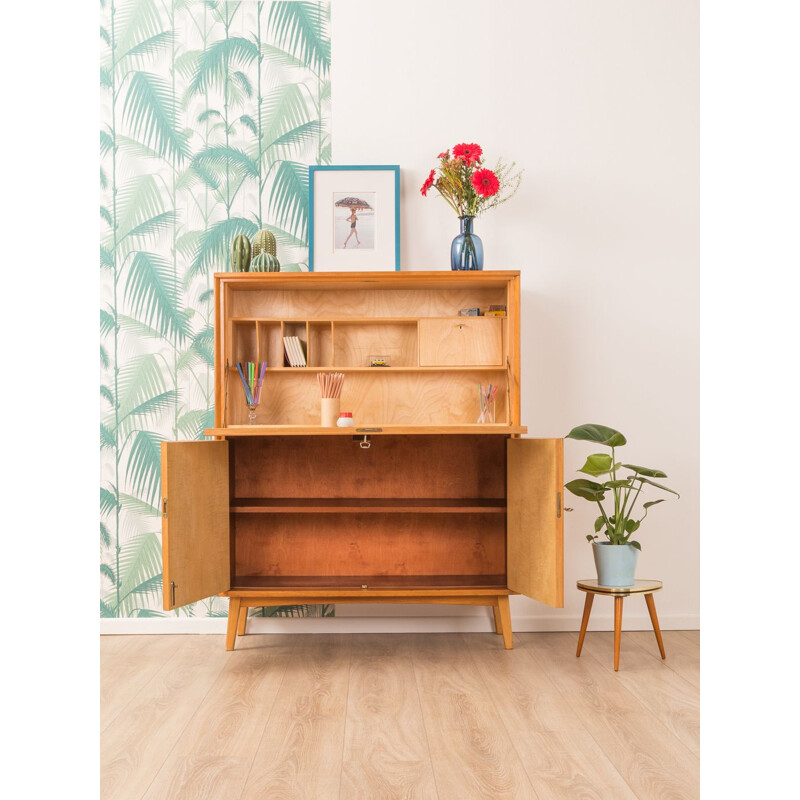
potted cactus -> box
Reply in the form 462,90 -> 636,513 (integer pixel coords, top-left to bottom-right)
250,229 -> 281,271
565,423 -> 679,586
230,234 -> 252,271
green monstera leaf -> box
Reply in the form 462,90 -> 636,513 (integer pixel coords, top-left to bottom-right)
577,453 -> 617,476
565,423 -> 627,447
643,499 -> 666,510
565,478 -> 606,501
632,476 -> 680,497
622,463 -> 667,478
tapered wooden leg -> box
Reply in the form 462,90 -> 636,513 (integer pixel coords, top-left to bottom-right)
613,596 -> 623,671
226,597 -> 241,651
496,595 -> 513,649
237,605 -> 248,636
492,600 -> 504,635
576,592 -> 595,657
645,593 -> 667,659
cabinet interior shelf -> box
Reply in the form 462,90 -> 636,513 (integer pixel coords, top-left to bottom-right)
230,574 -> 509,590
230,497 -> 507,513
227,365 -> 507,373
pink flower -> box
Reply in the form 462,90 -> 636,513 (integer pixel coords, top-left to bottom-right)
420,169 -> 436,196
437,150 -> 450,159
452,142 -> 483,164
472,168 -> 500,197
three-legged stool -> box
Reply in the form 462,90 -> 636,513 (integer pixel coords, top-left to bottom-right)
576,579 -> 666,671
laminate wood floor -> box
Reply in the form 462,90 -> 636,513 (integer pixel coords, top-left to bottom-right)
100,630 -> 699,800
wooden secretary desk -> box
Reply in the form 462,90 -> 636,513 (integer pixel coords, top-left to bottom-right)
161,271 -> 563,650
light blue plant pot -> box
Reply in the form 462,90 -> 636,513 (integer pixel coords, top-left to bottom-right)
592,542 -> 639,587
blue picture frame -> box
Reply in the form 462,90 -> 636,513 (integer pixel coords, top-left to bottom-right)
308,165 -> 400,271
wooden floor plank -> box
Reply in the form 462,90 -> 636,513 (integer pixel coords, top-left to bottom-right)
578,632 -> 700,757
465,633 -> 638,800
340,634 -> 438,800
100,634 -> 139,657
100,636 -> 231,800
521,632 -> 699,800
99,630 -> 700,800
141,636 -> 296,800
410,633 -> 536,800
639,630 -> 701,689
100,635 -> 184,733
237,634 -> 351,800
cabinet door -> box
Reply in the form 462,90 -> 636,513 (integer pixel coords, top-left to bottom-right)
418,318 -> 504,366
507,438 -> 564,607
162,441 -> 231,610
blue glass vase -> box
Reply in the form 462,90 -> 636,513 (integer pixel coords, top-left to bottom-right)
451,215 -> 484,271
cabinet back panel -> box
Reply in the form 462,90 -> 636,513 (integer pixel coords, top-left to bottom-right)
232,435 -> 507,499
232,513 -> 506,578
225,371 -> 507,426
333,322 -> 417,367
308,322 -> 333,367
228,287 -> 508,319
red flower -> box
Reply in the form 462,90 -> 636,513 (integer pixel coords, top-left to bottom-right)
472,168 -> 500,197
437,150 -> 450,159
420,169 -> 436,196
452,142 -> 483,164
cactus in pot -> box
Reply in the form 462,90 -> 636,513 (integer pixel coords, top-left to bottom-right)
251,228 -> 277,259
250,251 -> 281,272
230,234 -> 252,271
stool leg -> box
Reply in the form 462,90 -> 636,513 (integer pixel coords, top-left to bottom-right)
576,592 -> 594,657
645,593 -> 666,659
613,596 -> 623,671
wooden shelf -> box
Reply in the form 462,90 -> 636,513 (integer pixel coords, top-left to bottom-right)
215,270 -> 521,291
227,365 -> 507,372
230,574 -> 509,590
206,424 -> 527,437
229,316 -> 419,324
230,498 -> 507,513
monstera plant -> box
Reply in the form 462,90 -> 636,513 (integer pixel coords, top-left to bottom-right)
565,424 -> 679,552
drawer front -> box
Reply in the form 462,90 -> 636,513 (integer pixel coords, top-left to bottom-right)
418,317 -> 504,366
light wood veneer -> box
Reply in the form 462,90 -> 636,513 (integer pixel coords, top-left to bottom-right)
161,271 -> 564,650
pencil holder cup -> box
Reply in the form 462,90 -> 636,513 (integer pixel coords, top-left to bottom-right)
478,396 -> 495,424
321,397 -> 340,427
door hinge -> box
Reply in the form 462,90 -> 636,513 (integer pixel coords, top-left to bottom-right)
162,498 -> 167,518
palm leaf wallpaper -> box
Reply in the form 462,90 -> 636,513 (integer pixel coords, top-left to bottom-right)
100,0 -> 332,618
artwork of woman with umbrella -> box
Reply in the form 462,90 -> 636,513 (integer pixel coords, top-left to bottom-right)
334,194 -> 375,250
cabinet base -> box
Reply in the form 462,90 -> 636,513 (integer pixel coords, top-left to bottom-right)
221,589 -> 514,651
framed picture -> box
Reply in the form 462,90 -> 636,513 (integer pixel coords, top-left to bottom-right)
308,165 -> 400,271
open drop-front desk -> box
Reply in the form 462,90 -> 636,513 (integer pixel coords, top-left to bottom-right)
161,271 -> 563,650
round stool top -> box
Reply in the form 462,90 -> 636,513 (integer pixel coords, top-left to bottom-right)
577,579 -> 662,595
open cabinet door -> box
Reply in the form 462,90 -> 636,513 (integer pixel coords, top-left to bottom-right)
507,438 -> 564,607
162,441 -> 230,610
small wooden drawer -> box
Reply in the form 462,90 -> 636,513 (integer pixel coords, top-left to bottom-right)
419,317 -> 504,366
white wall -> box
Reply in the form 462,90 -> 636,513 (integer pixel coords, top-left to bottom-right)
331,0 -> 699,630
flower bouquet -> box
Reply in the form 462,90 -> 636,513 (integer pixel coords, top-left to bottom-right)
421,143 -> 522,271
